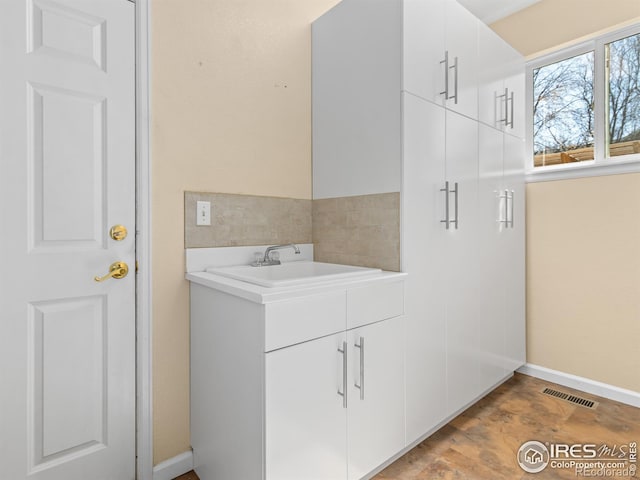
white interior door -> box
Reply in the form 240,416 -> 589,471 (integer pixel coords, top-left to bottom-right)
0,1 -> 136,479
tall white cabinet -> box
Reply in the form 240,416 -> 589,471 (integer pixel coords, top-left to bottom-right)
313,0 -> 526,451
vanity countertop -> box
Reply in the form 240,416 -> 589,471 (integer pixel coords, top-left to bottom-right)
186,268 -> 406,304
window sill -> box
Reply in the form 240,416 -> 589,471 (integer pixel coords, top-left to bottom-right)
525,156 -> 640,183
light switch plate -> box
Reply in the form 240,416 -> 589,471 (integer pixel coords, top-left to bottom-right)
196,201 -> 211,226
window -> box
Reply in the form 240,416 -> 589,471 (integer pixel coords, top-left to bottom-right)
533,52 -> 594,167
528,25 -> 640,174
607,33 -> 640,158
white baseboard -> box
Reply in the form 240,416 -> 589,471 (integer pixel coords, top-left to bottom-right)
518,363 -> 640,408
152,450 -> 193,480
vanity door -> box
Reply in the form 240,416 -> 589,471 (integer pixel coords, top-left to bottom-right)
265,332 -> 348,480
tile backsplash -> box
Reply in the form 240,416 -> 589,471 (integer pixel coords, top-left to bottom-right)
312,193 -> 400,272
185,191 -> 400,272
184,192 -> 312,248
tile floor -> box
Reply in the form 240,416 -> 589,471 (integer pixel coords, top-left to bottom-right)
176,373 -> 640,479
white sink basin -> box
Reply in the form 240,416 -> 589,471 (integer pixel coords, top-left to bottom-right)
207,261 -> 381,287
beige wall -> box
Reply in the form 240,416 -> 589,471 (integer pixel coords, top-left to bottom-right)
491,0 -> 640,57
493,1 -> 640,393
526,176 -> 640,392
151,0 -> 340,464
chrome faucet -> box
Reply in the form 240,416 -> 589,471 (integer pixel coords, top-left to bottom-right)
253,244 -> 300,266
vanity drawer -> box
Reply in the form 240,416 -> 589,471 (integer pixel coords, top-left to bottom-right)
264,291 -> 346,352
347,280 -> 404,329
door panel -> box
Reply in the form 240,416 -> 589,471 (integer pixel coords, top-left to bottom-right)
402,0 -> 446,104
445,110 -> 481,415
402,94 -> 447,444
503,134 -> 526,371
478,24 -> 507,130
31,296 -> 107,463
445,0 -> 478,119
347,316 -> 404,480
0,1 -> 135,479
30,83 -> 106,249
477,125 -> 508,388
265,333 -> 348,480
504,48 -> 526,140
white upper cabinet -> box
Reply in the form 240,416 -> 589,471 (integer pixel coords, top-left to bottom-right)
504,47 -> 526,139
403,0 -> 446,105
443,0 -> 479,119
313,0 -> 486,199
312,0 -> 402,199
478,23 -> 525,137
478,24 -> 508,130
403,0 -> 478,119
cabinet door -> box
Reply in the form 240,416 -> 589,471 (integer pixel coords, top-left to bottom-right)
503,134 -> 526,372
445,110 -> 482,415
444,0 -> 478,119
265,332 -> 347,480
402,0 -> 446,104
503,46 -> 526,139
478,23 -> 508,130
402,94 -> 447,444
347,316 -> 405,480
477,124 -> 508,389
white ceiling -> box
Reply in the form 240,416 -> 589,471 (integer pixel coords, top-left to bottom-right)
457,0 -> 542,24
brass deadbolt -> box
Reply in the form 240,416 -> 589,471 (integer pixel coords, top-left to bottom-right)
110,225 -> 128,241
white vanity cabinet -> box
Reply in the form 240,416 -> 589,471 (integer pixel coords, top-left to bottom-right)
189,274 -> 406,480
265,315 -> 405,480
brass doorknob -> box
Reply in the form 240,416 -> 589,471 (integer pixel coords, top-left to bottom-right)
94,262 -> 129,282
110,224 -> 128,241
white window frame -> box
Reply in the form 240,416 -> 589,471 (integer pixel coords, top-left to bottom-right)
526,23 -> 640,182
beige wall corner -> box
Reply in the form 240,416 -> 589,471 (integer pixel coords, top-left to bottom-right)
151,0 -> 340,465
491,0 -> 640,57
526,175 -> 640,392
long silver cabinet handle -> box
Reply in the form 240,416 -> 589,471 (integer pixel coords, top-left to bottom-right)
440,51 -> 449,99
497,88 -> 509,127
452,182 -> 459,229
508,90 -> 515,129
337,341 -> 347,408
354,337 -> 365,400
451,56 -> 459,104
509,190 -> 515,228
440,181 -> 450,229
500,189 -> 509,225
